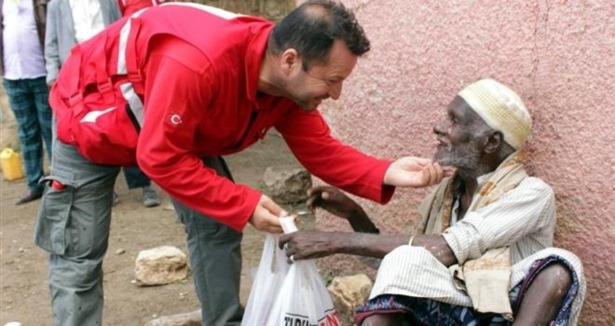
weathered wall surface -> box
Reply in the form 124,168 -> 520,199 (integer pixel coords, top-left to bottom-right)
312,1 -> 615,324
196,0 -> 294,20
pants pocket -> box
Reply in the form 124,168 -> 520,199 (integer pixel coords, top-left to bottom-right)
34,177 -> 74,255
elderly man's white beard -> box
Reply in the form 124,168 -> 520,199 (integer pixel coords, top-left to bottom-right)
434,143 -> 483,174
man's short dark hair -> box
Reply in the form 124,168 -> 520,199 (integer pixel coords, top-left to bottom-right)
270,0 -> 370,70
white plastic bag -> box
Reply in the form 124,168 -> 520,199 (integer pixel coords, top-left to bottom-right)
242,233 -> 289,325
242,218 -> 340,326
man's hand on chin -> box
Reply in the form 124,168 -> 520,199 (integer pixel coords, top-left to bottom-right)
384,156 -> 456,188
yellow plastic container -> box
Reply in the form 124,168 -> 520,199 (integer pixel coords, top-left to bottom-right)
0,148 -> 25,181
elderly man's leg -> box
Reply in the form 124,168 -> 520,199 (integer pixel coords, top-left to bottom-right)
513,263 -> 572,325
357,295 -> 486,326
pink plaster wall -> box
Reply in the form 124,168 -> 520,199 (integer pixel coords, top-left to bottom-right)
310,1 -> 615,324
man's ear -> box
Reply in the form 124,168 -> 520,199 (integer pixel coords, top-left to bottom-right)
484,131 -> 504,154
280,48 -> 300,76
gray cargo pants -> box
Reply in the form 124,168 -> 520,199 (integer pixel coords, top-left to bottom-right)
171,157 -> 243,326
35,135 -> 243,325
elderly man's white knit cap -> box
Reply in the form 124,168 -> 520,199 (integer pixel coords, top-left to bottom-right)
458,79 -> 532,150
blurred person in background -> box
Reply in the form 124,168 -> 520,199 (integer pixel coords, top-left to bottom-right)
1,0 -> 52,205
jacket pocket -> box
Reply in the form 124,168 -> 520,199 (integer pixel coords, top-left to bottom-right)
34,176 -> 75,255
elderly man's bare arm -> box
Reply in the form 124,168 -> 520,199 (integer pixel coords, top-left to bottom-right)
410,235 -> 457,267
280,230 -> 409,260
280,186 -> 458,266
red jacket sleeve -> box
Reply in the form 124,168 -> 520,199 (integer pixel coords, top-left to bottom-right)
137,41 -> 260,231
275,108 -> 395,204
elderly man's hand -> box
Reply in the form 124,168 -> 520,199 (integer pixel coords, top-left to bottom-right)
307,186 -> 379,233
384,156 -> 455,188
306,186 -> 360,220
279,230 -> 339,261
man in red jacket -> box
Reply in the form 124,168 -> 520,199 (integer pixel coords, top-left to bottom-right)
34,1 -> 451,325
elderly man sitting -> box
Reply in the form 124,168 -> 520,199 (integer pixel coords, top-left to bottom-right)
280,79 -> 585,325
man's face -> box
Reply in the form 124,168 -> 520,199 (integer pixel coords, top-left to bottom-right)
285,40 -> 358,111
432,96 -> 488,170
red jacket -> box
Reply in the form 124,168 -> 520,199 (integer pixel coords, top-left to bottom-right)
50,3 -> 394,231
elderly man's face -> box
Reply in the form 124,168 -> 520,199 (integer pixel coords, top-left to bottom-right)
432,96 -> 489,170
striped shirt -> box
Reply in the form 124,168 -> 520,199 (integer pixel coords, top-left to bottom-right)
443,176 -> 556,266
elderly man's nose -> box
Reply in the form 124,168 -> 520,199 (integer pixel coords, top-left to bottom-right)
433,121 -> 447,134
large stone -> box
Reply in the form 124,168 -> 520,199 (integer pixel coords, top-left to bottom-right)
327,274 -> 373,320
135,246 -> 189,286
145,310 -> 201,326
262,167 -> 312,204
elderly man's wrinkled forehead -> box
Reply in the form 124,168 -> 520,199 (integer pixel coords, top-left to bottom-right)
447,96 -> 489,127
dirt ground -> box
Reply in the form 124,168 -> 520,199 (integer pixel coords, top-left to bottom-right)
0,129 -> 307,325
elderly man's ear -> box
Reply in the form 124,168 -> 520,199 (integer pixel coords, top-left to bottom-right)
484,131 -> 504,154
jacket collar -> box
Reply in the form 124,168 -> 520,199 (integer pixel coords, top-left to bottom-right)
244,24 -> 276,111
